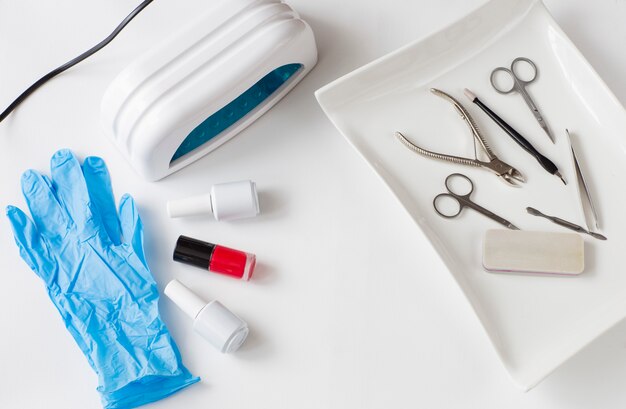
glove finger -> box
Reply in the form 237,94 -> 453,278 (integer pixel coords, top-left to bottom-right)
119,194 -> 148,268
6,205 -> 53,280
21,169 -> 70,239
82,156 -> 122,245
50,150 -> 99,237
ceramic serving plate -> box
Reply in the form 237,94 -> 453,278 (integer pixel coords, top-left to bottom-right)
315,0 -> 626,390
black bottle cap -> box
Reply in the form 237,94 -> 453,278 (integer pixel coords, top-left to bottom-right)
173,235 -> 216,270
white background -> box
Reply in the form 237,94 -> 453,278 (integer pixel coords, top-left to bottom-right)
1,0 -> 626,408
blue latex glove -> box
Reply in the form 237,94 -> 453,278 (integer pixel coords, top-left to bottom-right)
6,150 -> 199,409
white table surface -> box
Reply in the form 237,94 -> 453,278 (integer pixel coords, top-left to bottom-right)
2,1 -> 626,408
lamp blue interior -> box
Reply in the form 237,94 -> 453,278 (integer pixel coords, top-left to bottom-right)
171,63 -> 303,163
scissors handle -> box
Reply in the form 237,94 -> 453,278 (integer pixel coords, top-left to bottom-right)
433,193 -> 464,218
490,67 -> 517,94
490,57 -> 538,94
444,173 -> 474,196
511,57 -> 538,84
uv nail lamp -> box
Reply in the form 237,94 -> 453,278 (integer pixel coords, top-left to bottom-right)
101,0 -> 317,181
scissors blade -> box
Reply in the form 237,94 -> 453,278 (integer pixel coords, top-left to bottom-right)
515,78 -> 555,143
539,120 -> 555,143
463,198 -> 520,230
525,95 -> 554,143
484,206 -> 520,229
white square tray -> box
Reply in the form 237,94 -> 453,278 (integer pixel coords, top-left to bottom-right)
315,0 -> 626,390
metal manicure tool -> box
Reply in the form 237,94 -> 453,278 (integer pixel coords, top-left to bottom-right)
395,88 -> 525,187
526,207 -> 606,241
490,57 -> 554,143
566,129 -> 600,231
464,88 -> 566,185
434,173 -> 519,230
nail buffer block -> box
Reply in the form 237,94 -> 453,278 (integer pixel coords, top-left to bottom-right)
483,230 -> 584,275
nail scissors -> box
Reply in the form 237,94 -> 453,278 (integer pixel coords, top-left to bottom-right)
490,57 -> 554,143
434,173 -> 519,229
395,88 -> 525,187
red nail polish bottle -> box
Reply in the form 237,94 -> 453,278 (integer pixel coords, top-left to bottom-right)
173,235 -> 256,280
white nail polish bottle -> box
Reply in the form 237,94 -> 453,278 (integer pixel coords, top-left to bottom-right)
164,279 -> 249,353
167,180 -> 259,221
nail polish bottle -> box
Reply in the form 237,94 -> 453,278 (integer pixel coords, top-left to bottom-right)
164,279 -> 249,353
173,235 -> 256,280
167,180 -> 259,221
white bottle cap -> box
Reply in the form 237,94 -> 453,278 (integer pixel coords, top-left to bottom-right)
167,193 -> 212,218
211,180 -> 260,221
164,279 -> 206,319
164,279 -> 249,353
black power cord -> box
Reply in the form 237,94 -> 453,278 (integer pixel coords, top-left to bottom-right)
0,0 -> 154,123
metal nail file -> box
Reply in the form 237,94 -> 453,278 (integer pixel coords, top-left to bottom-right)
526,207 -> 607,240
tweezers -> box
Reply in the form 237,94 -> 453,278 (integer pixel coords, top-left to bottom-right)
566,129 -> 600,230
